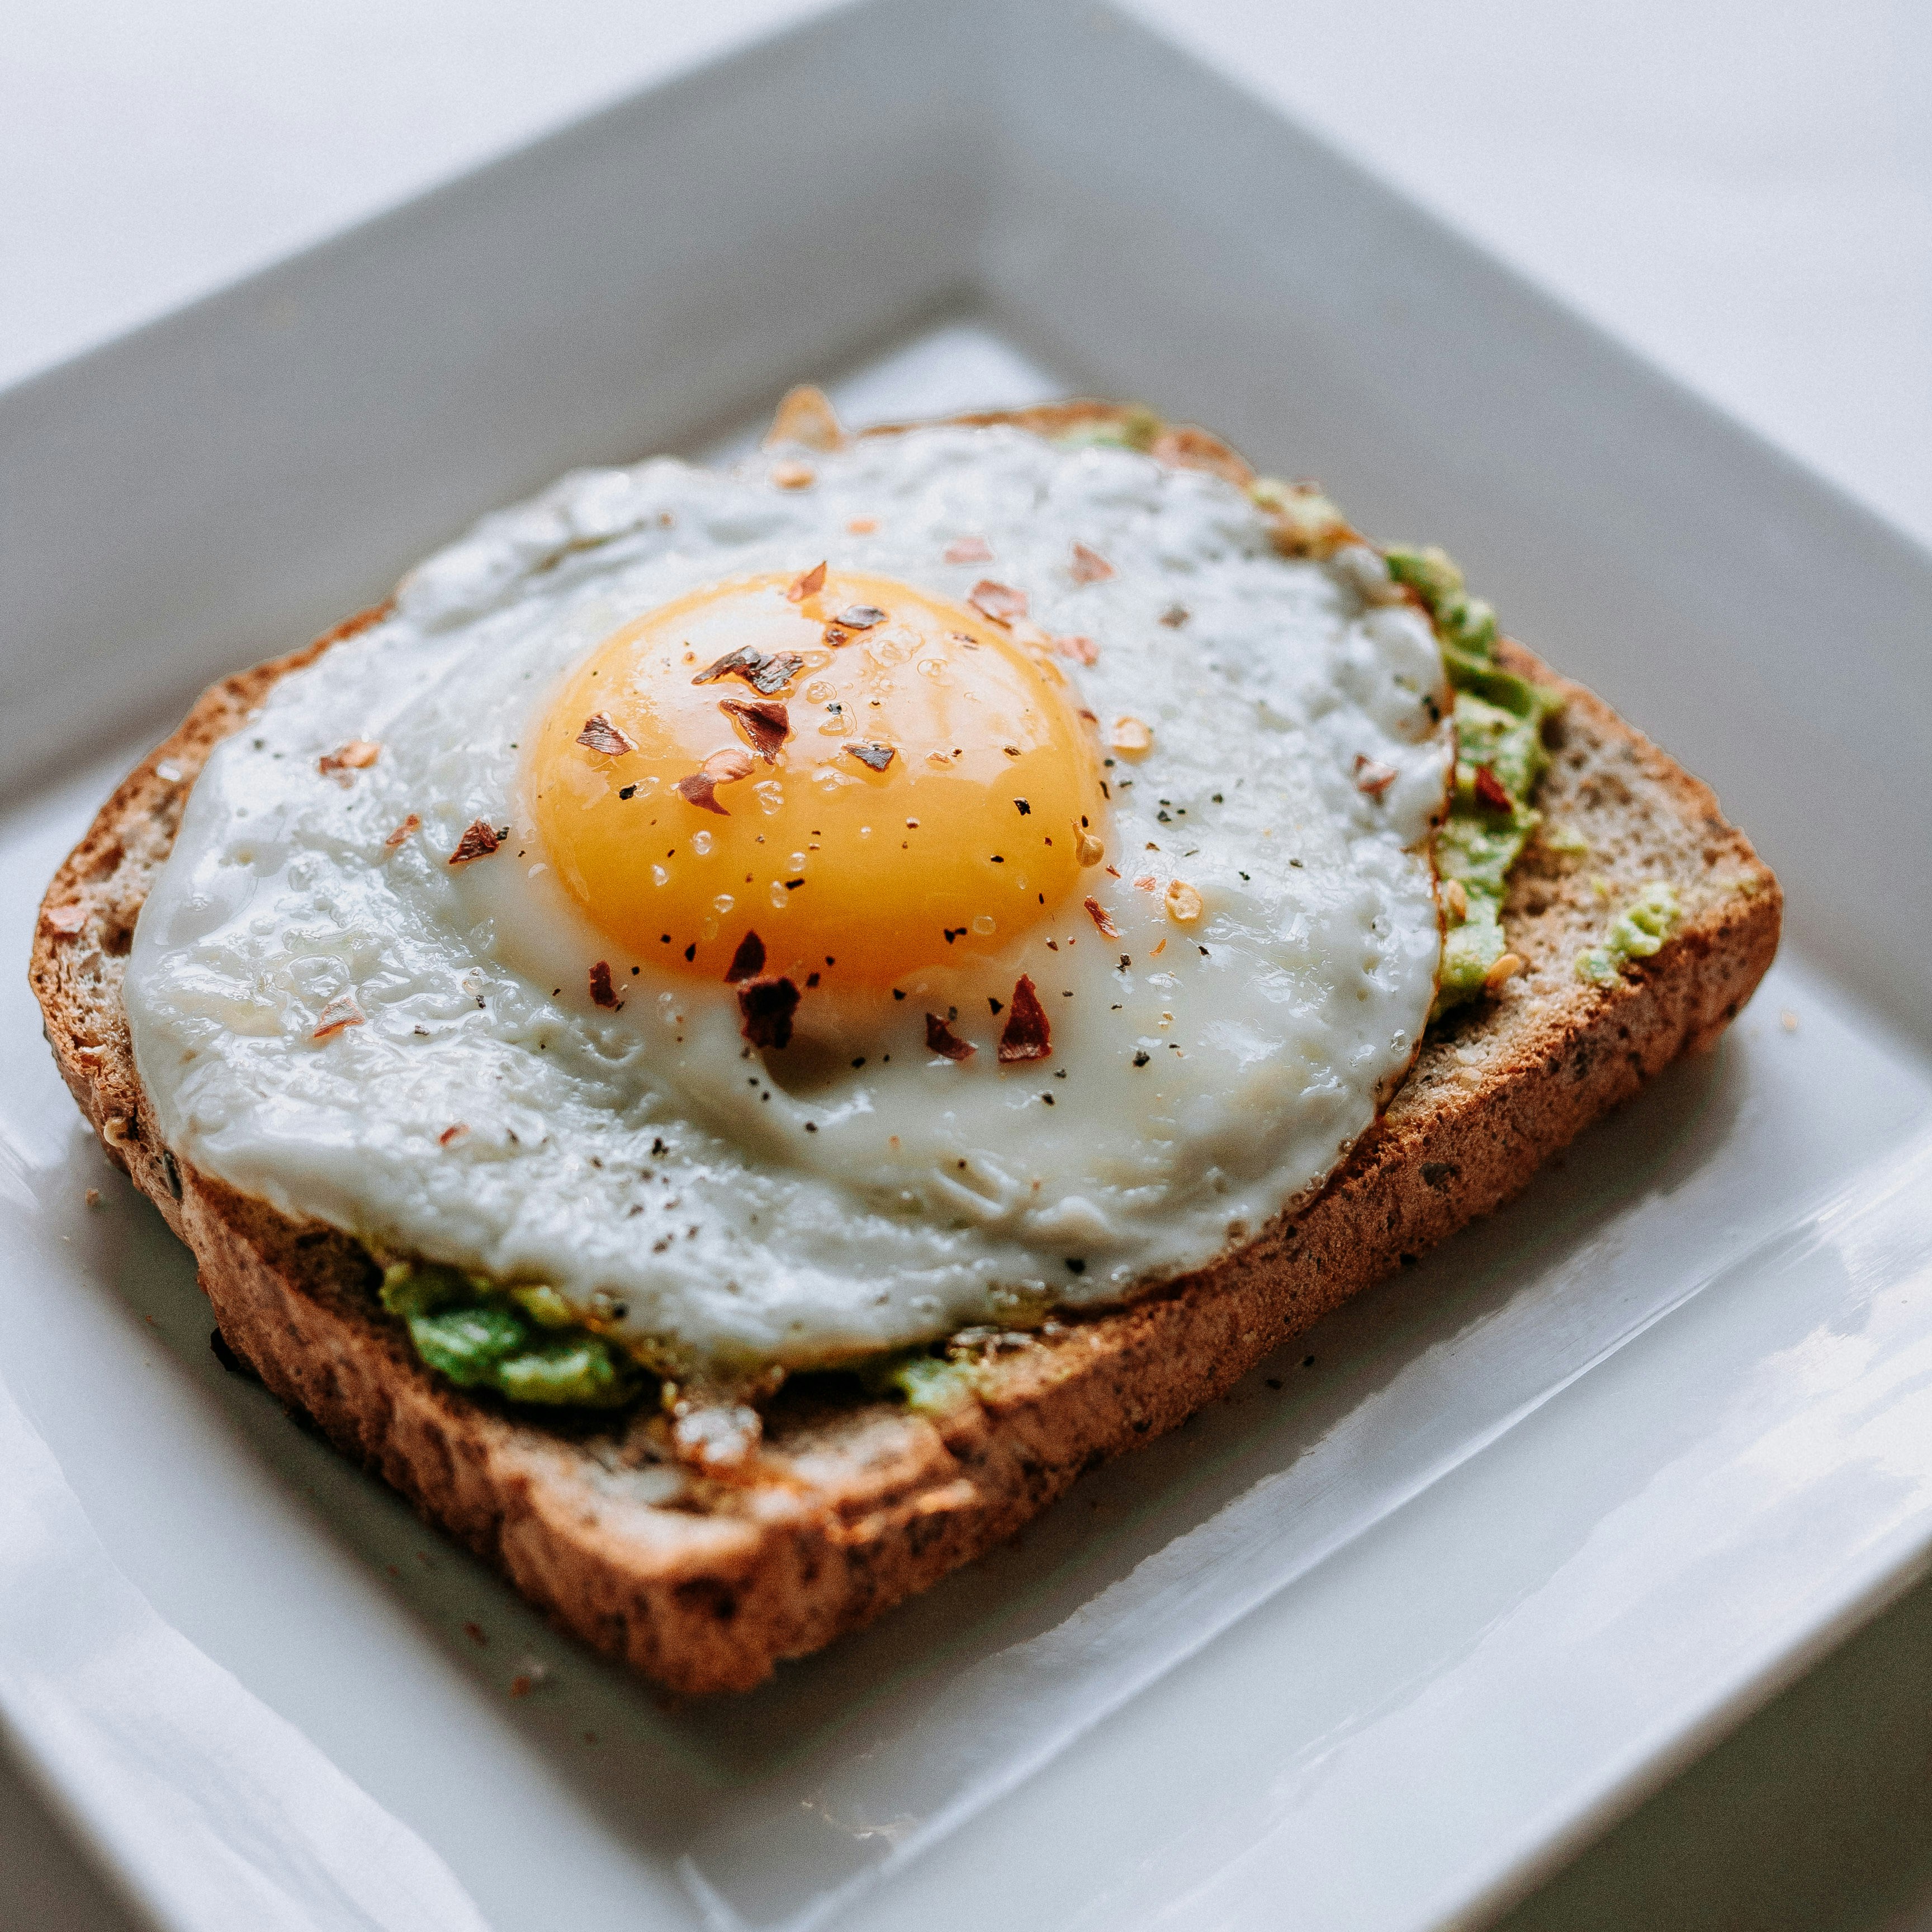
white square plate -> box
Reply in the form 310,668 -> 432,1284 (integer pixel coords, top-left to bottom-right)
3,6 -> 1930,1929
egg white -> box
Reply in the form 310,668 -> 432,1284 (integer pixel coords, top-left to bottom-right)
126,424 -> 1451,1374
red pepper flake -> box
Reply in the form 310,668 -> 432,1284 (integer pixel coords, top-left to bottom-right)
385,813 -> 421,848
784,561 -> 827,603
1070,542 -> 1114,584
997,975 -> 1051,1062
1055,634 -> 1100,665
718,698 -> 790,761
1353,754 -> 1398,799
925,1012 -> 976,1060
724,931 -> 766,983
318,739 -> 380,782
589,960 -> 623,1010
844,742 -> 895,773
42,902 -> 87,936
439,1124 -> 469,1147
447,820 -> 502,865
464,1621 -> 487,1648
675,773 -> 728,814
1083,896 -> 1119,937
1150,425 -> 1249,483
1472,763 -> 1514,813
676,746 -> 754,813
312,991 -> 364,1040
1159,605 -> 1189,629
738,977 -> 801,1049
969,580 -> 1028,626
575,712 -> 637,755
692,646 -> 804,695
945,536 -> 993,564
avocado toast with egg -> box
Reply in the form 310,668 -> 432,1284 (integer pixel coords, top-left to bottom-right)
31,398 -> 1780,1694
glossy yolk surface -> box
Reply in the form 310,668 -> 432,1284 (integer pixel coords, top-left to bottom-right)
528,571 -> 1109,992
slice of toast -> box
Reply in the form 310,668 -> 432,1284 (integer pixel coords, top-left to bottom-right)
29,422 -> 1780,1696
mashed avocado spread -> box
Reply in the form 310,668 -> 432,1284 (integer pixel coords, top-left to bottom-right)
1383,544 -> 1564,1014
379,1261 -> 638,1408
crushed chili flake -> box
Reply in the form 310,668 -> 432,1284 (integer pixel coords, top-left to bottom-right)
784,561 -> 828,603
845,741 -> 896,772
944,536 -> 993,564
1159,605 -> 1190,629
385,813 -> 421,848
1054,633 -> 1100,665
1110,716 -> 1153,756
925,1012 -> 976,1060
312,991 -> 364,1040
575,712 -> 637,755
589,961 -> 623,1010
43,902 -> 87,936
719,698 -> 790,761
835,605 -> 884,629
1083,896 -> 1119,937
676,771 -> 730,814
737,977 -> 801,1049
997,976 -> 1051,1062
1472,763 -> 1514,813
692,646 -> 804,695
447,820 -> 502,865
1070,542 -> 1114,584
318,739 -> 380,782
969,579 -> 1028,626
439,1124 -> 469,1147
1150,425 -> 1252,485
1134,874 -> 1157,891
724,931 -> 766,983
1353,754 -> 1398,799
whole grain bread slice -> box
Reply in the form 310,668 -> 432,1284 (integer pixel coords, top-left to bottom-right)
29,416 -> 1781,1696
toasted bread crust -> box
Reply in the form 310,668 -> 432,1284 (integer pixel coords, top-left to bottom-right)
29,443 -> 1780,1695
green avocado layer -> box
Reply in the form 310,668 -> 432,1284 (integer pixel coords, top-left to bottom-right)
378,1262 -> 640,1408
1383,544 -> 1564,1015
1578,881 -> 1682,984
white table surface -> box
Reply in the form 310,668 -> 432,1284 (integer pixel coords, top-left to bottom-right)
4,4 -> 1931,1926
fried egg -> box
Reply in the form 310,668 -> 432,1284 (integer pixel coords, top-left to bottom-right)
126,413 -> 1452,1377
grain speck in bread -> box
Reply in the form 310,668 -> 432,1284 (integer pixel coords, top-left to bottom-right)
30,437 -> 1779,1697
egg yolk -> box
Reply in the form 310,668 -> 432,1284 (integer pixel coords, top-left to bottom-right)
529,571 -> 1108,992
